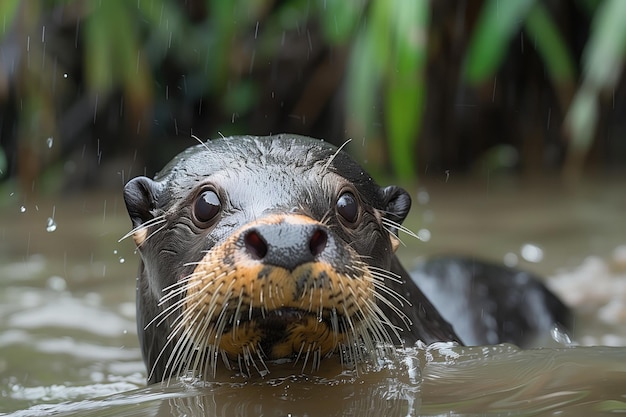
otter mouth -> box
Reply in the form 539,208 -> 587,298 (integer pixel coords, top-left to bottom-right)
240,307 -> 340,326
250,308 -> 329,346
253,307 -> 313,326
223,307 -> 342,340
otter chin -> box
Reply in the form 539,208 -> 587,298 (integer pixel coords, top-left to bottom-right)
123,134 -> 570,384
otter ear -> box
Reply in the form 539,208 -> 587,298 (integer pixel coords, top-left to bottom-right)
123,176 -> 163,230
381,185 -> 412,226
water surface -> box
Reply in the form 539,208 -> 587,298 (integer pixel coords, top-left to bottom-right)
1,178 -> 626,416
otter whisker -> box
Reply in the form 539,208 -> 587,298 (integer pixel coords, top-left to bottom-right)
317,288 -> 324,322
146,296 -> 188,329
368,266 -> 404,284
168,288 -> 227,381
362,295 -> 402,344
191,134 -> 211,152
294,340 -> 307,366
329,308 -> 340,345
137,224 -> 168,248
231,287 -> 246,340
322,138 -> 352,173
345,285 -> 378,354
370,290 -> 412,330
118,215 -> 167,243
381,217 -> 421,240
369,276 -> 412,310
148,317 -> 191,384
149,300 -> 202,380
339,316 -> 359,366
166,282 -> 227,372
194,309 -> 224,377
220,349 -> 231,371
300,343 -> 313,373
158,275 -> 208,306
152,271 -> 225,329
159,271 -> 202,294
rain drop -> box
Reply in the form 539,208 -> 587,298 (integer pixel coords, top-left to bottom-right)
417,228 -> 431,242
63,73 -> 68,78
503,252 -> 518,267
46,137 -> 54,148
47,276 -> 67,291
416,188 -> 430,205
19,206 -> 26,213
119,258 -> 125,264
46,217 -> 57,232
520,243 -> 543,263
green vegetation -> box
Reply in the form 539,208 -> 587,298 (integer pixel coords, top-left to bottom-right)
1,0 -> 625,184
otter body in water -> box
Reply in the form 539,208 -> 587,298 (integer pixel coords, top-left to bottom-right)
123,134 -> 569,384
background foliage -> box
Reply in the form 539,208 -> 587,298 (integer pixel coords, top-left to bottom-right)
0,0 -> 625,193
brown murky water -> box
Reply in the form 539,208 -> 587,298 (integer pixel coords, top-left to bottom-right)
1,176 -> 626,416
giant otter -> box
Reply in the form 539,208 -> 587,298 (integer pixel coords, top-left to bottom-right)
123,134 -> 570,384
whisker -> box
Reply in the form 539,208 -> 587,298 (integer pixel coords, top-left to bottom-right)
322,139 -> 352,173
381,217 -> 421,240
191,134 -> 211,152
118,215 -> 167,243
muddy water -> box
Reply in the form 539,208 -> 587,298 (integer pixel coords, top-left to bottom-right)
1,177 -> 626,416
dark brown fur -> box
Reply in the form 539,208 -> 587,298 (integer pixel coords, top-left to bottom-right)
123,134 -> 569,384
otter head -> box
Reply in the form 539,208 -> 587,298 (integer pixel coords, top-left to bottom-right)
123,134 -> 412,383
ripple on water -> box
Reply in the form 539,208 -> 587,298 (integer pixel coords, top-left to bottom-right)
5,343 -> 626,417
7,292 -> 135,338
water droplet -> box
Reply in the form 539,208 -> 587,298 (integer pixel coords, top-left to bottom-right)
46,217 -> 57,232
520,243 -> 543,263
46,137 -> 54,148
63,73 -> 68,78
19,206 -> 26,213
47,275 -> 67,291
503,252 -> 518,267
417,228 -> 431,242
550,324 -> 572,346
416,188 -> 430,205
119,258 -> 125,264
113,249 -> 118,255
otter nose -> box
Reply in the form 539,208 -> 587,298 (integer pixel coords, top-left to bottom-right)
242,222 -> 328,270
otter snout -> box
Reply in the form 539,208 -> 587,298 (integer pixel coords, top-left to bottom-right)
241,221 -> 329,271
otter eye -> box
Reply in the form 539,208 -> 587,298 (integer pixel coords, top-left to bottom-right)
193,190 -> 221,225
336,192 -> 359,224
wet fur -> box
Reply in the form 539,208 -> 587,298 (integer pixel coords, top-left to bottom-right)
123,134 -> 569,384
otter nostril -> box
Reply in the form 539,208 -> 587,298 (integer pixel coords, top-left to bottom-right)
309,228 -> 328,257
244,229 -> 268,260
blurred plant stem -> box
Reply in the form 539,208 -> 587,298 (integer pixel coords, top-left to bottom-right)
1,0 -> 625,189
465,0 -> 626,180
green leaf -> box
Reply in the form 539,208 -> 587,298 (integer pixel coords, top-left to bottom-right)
564,0 -> 626,158
524,2 -> 575,84
317,0 -> 367,43
345,0 -> 390,137
223,80 -> 258,114
465,0 -> 537,82
84,2 -> 112,91
385,0 -> 428,178
0,0 -> 20,41
564,87 -> 598,151
582,0 -> 626,89
0,145 -> 6,177
346,31 -> 381,136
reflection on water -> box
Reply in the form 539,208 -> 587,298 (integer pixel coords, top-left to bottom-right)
5,344 -> 626,417
1,179 -> 626,416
